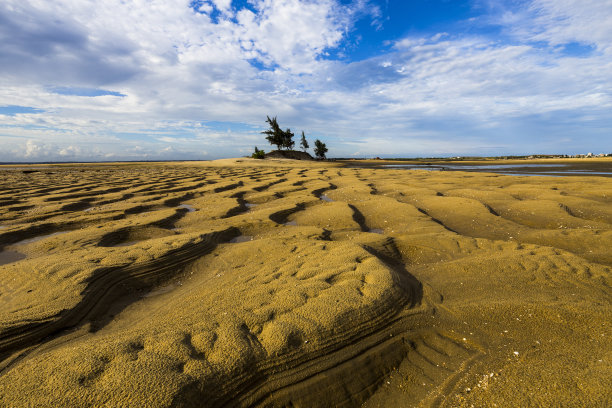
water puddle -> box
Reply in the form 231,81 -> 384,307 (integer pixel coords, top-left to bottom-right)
320,195 -> 333,202
369,228 -> 384,234
178,204 -> 196,212
381,163 -> 612,177
284,221 -> 297,226
541,171 -> 612,175
500,173 -> 562,177
14,231 -> 69,246
383,163 -> 571,170
382,166 -> 443,171
230,235 -> 253,243
0,250 -> 26,266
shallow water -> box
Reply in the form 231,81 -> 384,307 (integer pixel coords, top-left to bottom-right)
178,204 -> 196,212
230,235 -> 253,243
14,231 -> 69,246
112,241 -> 139,247
382,163 -> 612,177
0,250 -> 26,266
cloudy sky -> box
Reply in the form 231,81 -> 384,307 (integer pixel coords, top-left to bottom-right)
1,0 -> 611,161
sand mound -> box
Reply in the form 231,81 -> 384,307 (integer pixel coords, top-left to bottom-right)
264,150 -> 314,160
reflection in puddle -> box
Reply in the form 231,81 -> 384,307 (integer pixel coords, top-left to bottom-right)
369,228 -> 384,234
284,221 -> 297,226
0,250 -> 26,266
320,195 -> 333,202
230,235 -> 253,243
14,231 -> 69,246
178,204 -> 196,212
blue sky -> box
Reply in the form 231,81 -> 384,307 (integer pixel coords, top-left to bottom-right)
1,0 -> 611,161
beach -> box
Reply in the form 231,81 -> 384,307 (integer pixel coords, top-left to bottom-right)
0,158 -> 610,407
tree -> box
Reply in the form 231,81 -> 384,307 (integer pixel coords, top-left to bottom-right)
282,128 -> 295,150
261,116 -> 284,150
299,131 -> 309,152
314,139 -> 328,159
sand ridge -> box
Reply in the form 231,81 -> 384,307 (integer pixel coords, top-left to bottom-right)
0,159 -> 610,407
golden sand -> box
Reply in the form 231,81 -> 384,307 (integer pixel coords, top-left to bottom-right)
0,159 -> 610,407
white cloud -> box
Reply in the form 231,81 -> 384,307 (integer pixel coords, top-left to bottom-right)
0,0 -> 610,160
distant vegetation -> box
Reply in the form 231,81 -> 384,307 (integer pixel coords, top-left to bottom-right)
251,146 -> 265,159
314,139 -> 328,159
300,131 -> 309,152
261,116 -> 327,160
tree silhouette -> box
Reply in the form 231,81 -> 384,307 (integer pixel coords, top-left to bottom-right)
282,128 -> 295,150
314,139 -> 328,159
262,116 -> 295,150
262,116 -> 284,150
300,131 -> 309,152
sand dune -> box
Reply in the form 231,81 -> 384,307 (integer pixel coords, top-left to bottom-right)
0,159 -> 610,407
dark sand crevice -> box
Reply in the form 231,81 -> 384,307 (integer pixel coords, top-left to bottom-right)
311,183 -> 337,199
268,203 -> 307,225
415,207 -> 459,234
60,200 -> 94,212
252,178 -> 288,192
213,181 -> 244,193
164,193 -> 196,208
221,192 -> 249,219
348,204 -> 370,232
0,223 -> 69,247
154,208 -> 192,230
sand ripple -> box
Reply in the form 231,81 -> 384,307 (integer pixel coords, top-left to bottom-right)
0,160 -> 610,407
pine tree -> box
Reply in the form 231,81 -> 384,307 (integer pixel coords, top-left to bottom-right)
300,131 -> 309,152
314,139 -> 328,159
261,116 -> 284,150
282,128 -> 295,150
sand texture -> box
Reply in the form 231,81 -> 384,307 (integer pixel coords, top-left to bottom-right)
0,159 -> 610,407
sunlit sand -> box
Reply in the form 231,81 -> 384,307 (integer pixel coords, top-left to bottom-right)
0,158 -> 610,406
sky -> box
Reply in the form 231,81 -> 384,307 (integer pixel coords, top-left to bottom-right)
1,0 -> 611,161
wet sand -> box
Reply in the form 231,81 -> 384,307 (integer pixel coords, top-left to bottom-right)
0,159 -> 610,407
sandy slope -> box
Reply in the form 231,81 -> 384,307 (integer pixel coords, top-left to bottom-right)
0,159 -> 610,407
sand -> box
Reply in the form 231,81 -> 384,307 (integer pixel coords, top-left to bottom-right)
0,159 -> 610,407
